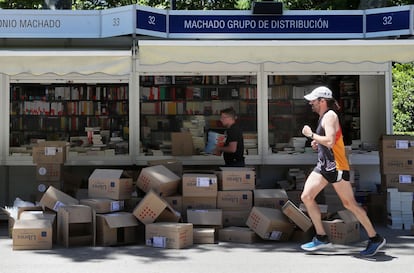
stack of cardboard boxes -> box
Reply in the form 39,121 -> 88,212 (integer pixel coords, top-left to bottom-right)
10,156 -> 368,250
379,135 -> 414,231
32,141 -> 67,200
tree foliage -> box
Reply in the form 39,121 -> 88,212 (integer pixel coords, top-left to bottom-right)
392,63 -> 414,133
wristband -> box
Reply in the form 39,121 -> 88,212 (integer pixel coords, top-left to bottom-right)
310,133 -> 314,139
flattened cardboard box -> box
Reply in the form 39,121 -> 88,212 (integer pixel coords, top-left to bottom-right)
39,186 -> 79,212
219,167 -> 256,190
146,222 -> 193,249
137,165 -> 180,197
96,212 -> 139,246
246,206 -> 293,241
182,173 -> 218,197
80,198 -> 125,214
218,226 -> 258,244
13,219 -> 52,250
32,141 -> 67,164
281,200 -> 313,231
133,190 -> 180,224
88,169 -> 134,200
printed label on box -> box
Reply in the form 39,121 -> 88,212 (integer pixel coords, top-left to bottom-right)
196,177 -> 212,187
400,175 -> 413,184
53,201 -> 65,212
269,231 -> 282,240
45,147 -> 57,156
396,140 -> 409,149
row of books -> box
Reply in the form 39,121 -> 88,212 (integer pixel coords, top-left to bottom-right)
12,101 -> 128,116
12,85 -> 128,101
141,101 -> 240,115
141,86 -> 257,101
140,75 -> 257,86
10,116 -> 127,132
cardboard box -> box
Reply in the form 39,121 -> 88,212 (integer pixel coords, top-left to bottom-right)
88,169 -> 134,200
96,212 -> 139,246
164,195 -> 183,215
137,165 -> 180,197
182,196 -> 217,211
18,207 -> 57,243
80,198 -> 125,214
282,200 -> 313,231
380,156 -> 414,174
182,173 -> 218,197
381,174 -> 414,192
32,141 -> 67,164
253,189 -> 289,209
222,209 -> 250,227
147,158 -> 183,177
36,164 -> 63,182
193,228 -> 216,244
132,190 -> 180,224
187,209 -> 223,226
218,226 -> 258,244
322,210 -> 360,244
145,222 -> 193,249
217,190 -> 253,210
12,219 -> 52,250
57,205 -> 96,248
380,135 -> 414,157
39,186 -> 79,212
246,206 -> 293,241
218,167 -> 256,190
171,132 -> 194,156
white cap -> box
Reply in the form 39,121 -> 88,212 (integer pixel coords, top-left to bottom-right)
304,86 -> 333,101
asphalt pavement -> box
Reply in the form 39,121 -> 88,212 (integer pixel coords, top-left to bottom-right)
1,223 -> 413,273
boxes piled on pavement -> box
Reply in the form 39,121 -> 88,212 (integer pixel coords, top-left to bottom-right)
132,190 -> 180,224
218,167 -> 256,190
322,210 -> 360,244
32,141 -> 68,200
145,222 -> 193,249
12,219 -> 53,250
137,165 -> 181,197
88,169 -> 134,200
253,189 -> 289,209
246,206 -> 294,241
57,205 -> 96,248
386,188 -> 413,230
96,212 -> 139,246
218,226 -> 258,244
379,135 -> 414,229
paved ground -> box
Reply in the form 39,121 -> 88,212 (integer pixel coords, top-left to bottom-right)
1,223 -> 413,273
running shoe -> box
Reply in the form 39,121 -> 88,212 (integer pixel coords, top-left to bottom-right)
301,237 -> 332,251
360,237 -> 386,256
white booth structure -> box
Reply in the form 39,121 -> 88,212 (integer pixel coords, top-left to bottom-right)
1,5 -> 414,203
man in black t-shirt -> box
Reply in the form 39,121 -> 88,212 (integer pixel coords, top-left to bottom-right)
214,108 -> 245,167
